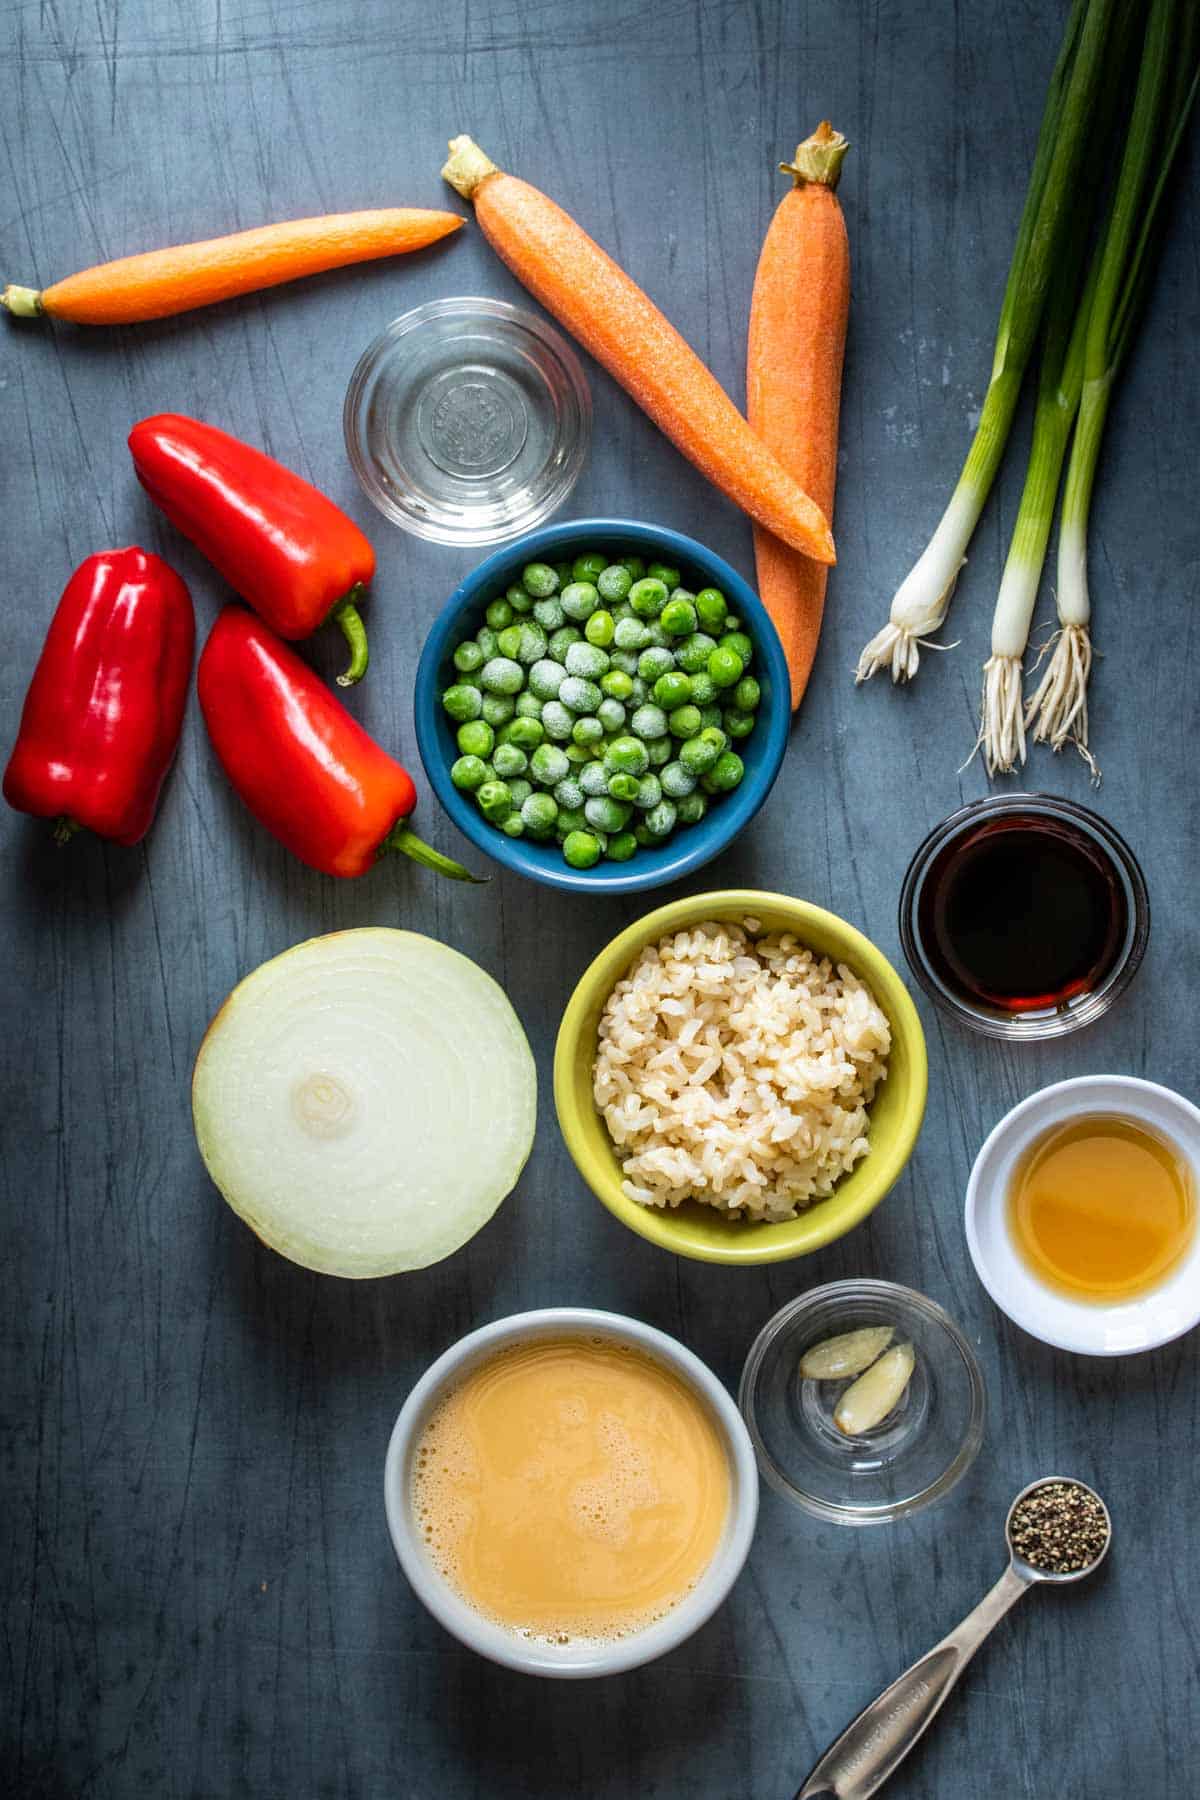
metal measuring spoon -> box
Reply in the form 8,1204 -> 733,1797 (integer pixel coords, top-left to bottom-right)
795,1476 -> 1112,1799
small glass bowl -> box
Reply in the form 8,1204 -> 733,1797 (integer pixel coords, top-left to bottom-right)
343,297 -> 591,546
738,1281 -> 985,1526
899,793 -> 1150,1042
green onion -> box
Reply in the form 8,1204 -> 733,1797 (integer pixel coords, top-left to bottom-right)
856,0 -> 1118,684
1028,0 -> 1200,771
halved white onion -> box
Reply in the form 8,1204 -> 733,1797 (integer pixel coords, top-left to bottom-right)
192,929 -> 536,1277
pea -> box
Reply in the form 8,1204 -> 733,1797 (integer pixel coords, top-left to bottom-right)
643,798 -> 678,839
562,830 -> 602,869
637,646 -> 674,683
559,675 -> 602,714
633,821 -> 653,846
481,694 -> 515,727
486,597 -> 514,630
619,555 -> 646,580
529,658 -> 566,700
450,754 -> 488,792
554,776 -> 585,810
676,791 -> 707,825
515,692 -> 544,720
724,709 -> 756,739
540,702 -> 573,742
652,671 -> 691,711
475,625 -> 499,659
704,750 -> 745,792
565,641 -> 609,681
491,743 -> 528,780
476,779 -> 512,823
687,669 -> 717,707
596,699 -> 625,736
720,631 -> 754,666
698,704 -> 724,732
733,675 -> 761,713
496,624 -> 523,659
456,719 -> 494,758
442,683 -> 483,722
628,704 -> 667,741
646,736 -> 673,768
607,771 -> 641,803
694,587 -> 728,631
453,640 -> 485,675
507,778 -> 532,809
564,742 -> 593,766
573,552 -> 608,583
548,625 -> 581,661
514,621 -> 548,664
597,564 -> 632,603
554,561 -> 575,588
529,743 -> 571,786
660,597 -> 697,637
480,656 -> 524,695
634,772 -> 662,809
522,562 -> 559,598
532,597 -> 565,630
506,583 -> 534,615
572,716 -> 604,747
724,614 -> 742,633
557,806 -> 588,836
521,792 -> 558,838
668,704 -> 702,739
628,577 -> 668,618
585,609 -> 615,648
500,813 -> 525,839
660,760 -> 697,799
641,623 -> 668,649
613,617 -> 648,651
627,677 -> 649,705
585,795 -> 631,833
605,831 -> 638,862
707,645 -> 744,689
647,561 -> 680,590
675,632 -> 717,674
580,760 -> 611,797
605,735 -> 650,777
601,668 -> 634,702
679,733 -> 720,776
561,581 -> 599,621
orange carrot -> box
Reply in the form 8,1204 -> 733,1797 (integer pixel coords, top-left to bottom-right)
748,123 -> 851,707
442,137 -> 835,565
1,209 -> 464,326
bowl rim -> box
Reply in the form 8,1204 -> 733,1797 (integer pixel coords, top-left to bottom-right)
413,520 -> 792,894
552,889 -> 929,1265
964,1073 -> 1200,1355
383,1306 -> 759,1677
737,1279 -> 987,1525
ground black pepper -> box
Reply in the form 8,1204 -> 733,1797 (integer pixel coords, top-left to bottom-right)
1008,1479 -> 1109,1574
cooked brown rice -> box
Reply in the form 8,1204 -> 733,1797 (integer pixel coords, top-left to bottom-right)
592,918 -> 891,1222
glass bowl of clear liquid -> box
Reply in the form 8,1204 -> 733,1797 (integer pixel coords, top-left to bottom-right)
344,296 -> 591,546
738,1280 -> 986,1525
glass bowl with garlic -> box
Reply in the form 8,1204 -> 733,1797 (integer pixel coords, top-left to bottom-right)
737,1281 -> 986,1525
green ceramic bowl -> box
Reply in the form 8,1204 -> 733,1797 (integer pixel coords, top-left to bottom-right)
553,890 -> 928,1265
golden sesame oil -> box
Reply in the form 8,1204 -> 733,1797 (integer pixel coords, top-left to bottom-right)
1008,1114 -> 1194,1301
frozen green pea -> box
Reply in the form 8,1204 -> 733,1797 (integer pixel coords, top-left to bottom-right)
607,771 -> 641,803
668,704 -> 702,739
564,742 -> 593,766
704,750 -> 745,792
480,656 -> 524,695
554,560 -> 575,587
475,624 -> 499,659
643,799 -> 678,838
540,700 -> 573,742
628,676 -> 649,705
720,631 -> 754,666
496,624 -> 523,659
597,696 -> 626,733
572,552 -> 608,583
532,597 -> 565,630
506,583 -> 534,614
605,831 -> 638,862
507,778 -> 532,809
605,735 -> 650,776
500,813 -> 525,839
628,577 -> 668,618
613,617 -> 648,652
679,733 -> 720,776
481,693 -> 516,727
572,716 -> 604,747
601,668 -> 634,701
634,821 -> 653,846
559,675 -> 602,714
548,625 -> 582,660
521,792 -> 558,837
565,641 -> 609,680
556,805 -> 588,835
522,562 -> 559,598
675,632 -> 717,674
637,646 -> 674,683
450,754 -> 488,791
676,791 -> 707,825
646,736 -> 672,768
561,581 -> 599,621
597,564 -> 633,603
660,760 -> 697,799
476,779 -> 512,822
585,795 -> 631,833
515,691 -> 544,720
442,683 -> 483,722
585,609 -> 615,648
492,743 -> 528,779
652,670 -> 691,710
641,624 -> 668,649
513,620 -> 547,664
453,640 -> 485,675
630,704 -> 668,740
698,704 -> 724,731
724,709 -> 756,739
686,669 -> 717,706
660,597 -> 697,637
694,587 -> 728,631
529,743 -> 571,785
619,555 -> 645,579
485,597 -> 514,630
554,777 -> 585,810
646,561 -> 680,591
562,830 -> 602,869
634,772 -> 662,809
708,646 -> 744,689
456,719 -> 494,758
580,760 -> 611,797
528,658 -> 565,700
724,613 -> 742,632
734,675 -> 761,712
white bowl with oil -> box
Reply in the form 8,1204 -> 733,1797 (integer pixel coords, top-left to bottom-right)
965,1074 -> 1200,1355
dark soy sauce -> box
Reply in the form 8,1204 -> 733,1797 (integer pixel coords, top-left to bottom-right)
917,812 -> 1127,1013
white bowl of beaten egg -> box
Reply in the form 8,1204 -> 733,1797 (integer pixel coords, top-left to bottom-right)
384,1308 -> 759,1676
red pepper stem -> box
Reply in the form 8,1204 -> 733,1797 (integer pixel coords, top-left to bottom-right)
331,586 -> 369,687
53,816 -> 80,847
381,822 -> 486,884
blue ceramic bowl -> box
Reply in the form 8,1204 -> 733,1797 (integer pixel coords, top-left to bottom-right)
414,520 -> 791,894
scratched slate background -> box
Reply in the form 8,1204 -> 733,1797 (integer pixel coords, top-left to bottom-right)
2,2 -> 1198,1796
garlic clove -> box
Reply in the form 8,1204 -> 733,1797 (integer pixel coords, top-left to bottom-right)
834,1343 -> 916,1436
799,1325 -> 895,1381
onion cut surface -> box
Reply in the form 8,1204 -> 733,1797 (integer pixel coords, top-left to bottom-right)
192,929 -> 537,1276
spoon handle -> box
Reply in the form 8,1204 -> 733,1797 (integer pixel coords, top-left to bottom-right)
795,1564 -> 1031,1799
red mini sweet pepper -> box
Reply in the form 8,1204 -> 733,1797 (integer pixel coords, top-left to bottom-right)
4,547 -> 194,845
128,412 -> 376,686
197,606 -> 480,882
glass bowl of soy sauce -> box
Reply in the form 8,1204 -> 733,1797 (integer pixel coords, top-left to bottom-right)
899,794 -> 1149,1040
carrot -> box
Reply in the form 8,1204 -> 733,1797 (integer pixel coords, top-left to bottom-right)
442,137 -> 835,565
1,209 -> 464,326
747,123 -> 851,708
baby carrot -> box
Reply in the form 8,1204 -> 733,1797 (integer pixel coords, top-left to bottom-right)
1,208 -> 463,326
747,123 -> 851,708
442,137 -> 835,565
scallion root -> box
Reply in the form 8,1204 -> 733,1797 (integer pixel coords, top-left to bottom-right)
1025,623 -> 1100,781
977,654 -> 1028,776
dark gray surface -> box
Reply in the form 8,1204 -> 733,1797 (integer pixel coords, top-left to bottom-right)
3,2 -> 1197,1796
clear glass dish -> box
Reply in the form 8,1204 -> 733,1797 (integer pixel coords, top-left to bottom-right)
898,792 -> 1150,1041
738,1281 -> 985,1526
343,296 -> 591,546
